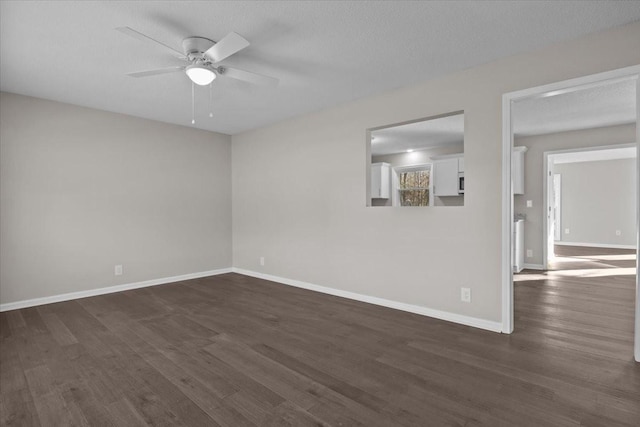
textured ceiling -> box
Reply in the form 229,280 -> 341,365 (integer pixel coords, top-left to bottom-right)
2,1 -> 640,135
513,78 -> 637,136
371,114 -> 464,156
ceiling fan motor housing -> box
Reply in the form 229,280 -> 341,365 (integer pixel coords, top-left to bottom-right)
182,37 -> 216,63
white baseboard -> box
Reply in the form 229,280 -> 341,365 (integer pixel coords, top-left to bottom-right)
1,266 -> 504,334
554,241 -> 636,250
522,263 -> 546,270
232,268 -> 503,333
0,268 -> 233,312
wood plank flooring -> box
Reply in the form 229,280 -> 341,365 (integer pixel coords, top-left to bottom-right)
2,250 -> 639,426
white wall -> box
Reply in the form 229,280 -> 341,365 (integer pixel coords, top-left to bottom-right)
554,158 -> 636,247
0,92 -> 232,305
232,21 -> 640,326
515,124 -> 636,265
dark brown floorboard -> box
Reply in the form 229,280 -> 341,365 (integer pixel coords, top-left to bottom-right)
1,248 -> 638,426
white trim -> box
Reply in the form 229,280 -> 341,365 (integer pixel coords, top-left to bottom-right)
501,64 -> 640,340
554,241 -> 636,250
233,268 -> 503,333
501,87 -> 514,333
522,263 -> 546,271
552,146 -> 636,164
393,163 -> 432,173
502,66 -> 639,104
543,152 -> 552,270
0,268 -> 233,312
542,143 -> 636,157
635,72 -> 640,362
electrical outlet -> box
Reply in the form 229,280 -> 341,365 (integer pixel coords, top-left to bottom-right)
615,230 -> 621,236
114,265 -> 123,276
526,200 -> 533,208
260,256 -> 265,266
526,249 -> 533,258
564,228 -> 570,234
461,287 -> 471,303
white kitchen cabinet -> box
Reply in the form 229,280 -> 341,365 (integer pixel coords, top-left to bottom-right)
432,155 -> 463,197
512,146 -> 527,195
513,219 -> 524,273
371,162 -> 390,199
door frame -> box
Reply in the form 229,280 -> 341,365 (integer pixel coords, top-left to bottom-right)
553,173 -> 561,243
542,144 -> 637,269
500,64 -> 640,362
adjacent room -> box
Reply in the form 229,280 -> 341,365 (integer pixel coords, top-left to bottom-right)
511,77 -> 638,365
1,2 -> 640,426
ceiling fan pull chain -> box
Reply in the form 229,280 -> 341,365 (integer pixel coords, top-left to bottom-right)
191,82 -> 195,125
209,83 -> 213,118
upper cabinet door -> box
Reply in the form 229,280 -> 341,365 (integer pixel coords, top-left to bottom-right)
433,158 -> 459,196
371,162 -> 390,199
512,148 -> 527,195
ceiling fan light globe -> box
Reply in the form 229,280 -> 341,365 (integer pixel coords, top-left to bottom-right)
186,65 -> 216,86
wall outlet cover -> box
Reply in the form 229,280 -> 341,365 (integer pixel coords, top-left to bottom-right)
526,249 -> 533,258
461,287 -> 471,303
564,228 -> 570,234
615,230 -> 621,236
114,265 -> 123,276
526,200 -> 533,208
259,257 -> 265,266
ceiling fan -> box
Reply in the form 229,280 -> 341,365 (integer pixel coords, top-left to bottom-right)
117,26 -> 278,88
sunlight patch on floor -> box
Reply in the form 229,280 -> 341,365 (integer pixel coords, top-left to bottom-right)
550,256 -> 590,263
514,267 -> 636,281
570,254 -> 636,261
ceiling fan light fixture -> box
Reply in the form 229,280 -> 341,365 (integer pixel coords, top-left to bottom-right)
186,64 -> 216,86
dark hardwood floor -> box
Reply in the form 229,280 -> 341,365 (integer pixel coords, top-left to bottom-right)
2,250 -> 639,426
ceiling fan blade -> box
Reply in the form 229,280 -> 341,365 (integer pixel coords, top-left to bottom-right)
203,32 -> 250,63
116,26 -> 184,58
219,66 -> 279,87
126,66 -> 186,78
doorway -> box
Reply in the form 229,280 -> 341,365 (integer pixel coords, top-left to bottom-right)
543,144 -> 637,269
501,65 -> 640,362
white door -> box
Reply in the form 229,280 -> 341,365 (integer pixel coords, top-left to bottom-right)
553,174 -> 562,241
545,165 -> 555,265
